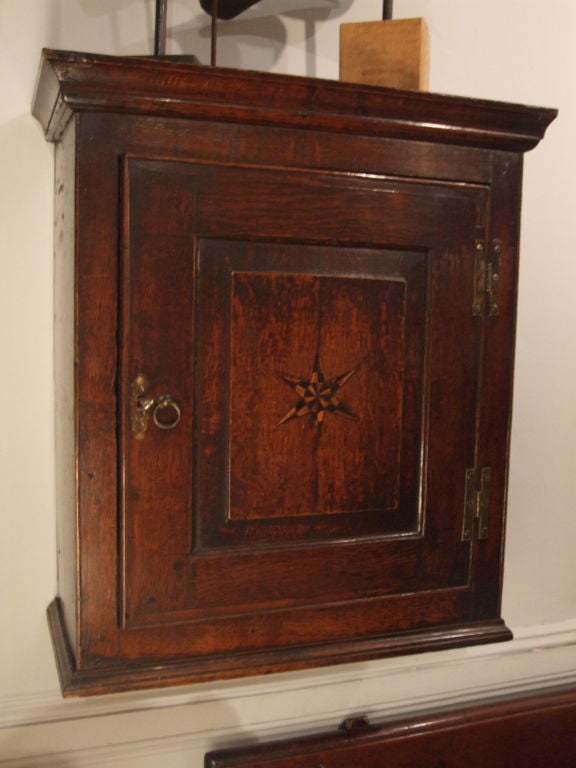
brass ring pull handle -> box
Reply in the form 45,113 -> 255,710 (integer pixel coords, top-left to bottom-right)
131,374 -> 181,438
152,394 -> 181,430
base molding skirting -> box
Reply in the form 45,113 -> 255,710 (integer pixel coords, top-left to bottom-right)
1,621 -> 576,766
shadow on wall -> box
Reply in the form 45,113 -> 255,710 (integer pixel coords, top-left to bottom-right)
0,691 -> 258,768
79,0 -> 148,54
72,0 -> 353,75
189,0 -> 354,75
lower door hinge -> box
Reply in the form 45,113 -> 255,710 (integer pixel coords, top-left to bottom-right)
473,237 -> 502,317
462,466 -> 491,541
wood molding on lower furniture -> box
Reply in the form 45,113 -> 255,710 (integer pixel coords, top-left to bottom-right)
206,685 -> 576,768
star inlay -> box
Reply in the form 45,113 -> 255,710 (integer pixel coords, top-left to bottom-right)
277,353 -> 360,426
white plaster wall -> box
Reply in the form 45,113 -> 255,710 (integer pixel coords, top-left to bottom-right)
0,1 -> 574,765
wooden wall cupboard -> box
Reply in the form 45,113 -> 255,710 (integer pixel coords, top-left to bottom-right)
33,49 -> 556,696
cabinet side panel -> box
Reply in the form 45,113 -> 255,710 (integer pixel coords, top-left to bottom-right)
53,120 -> 78,658
474,152 -> 524,619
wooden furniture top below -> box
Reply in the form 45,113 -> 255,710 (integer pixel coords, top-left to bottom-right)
206,685 -> 576,768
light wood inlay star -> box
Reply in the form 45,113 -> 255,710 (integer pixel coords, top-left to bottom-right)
277,353 -> 360,426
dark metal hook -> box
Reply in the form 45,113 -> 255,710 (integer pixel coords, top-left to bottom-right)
199,0 -> 263,20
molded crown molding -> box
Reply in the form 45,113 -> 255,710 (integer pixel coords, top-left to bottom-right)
33,49 -> 557,150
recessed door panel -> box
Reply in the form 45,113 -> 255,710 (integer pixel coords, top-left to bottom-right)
230,271 -> 405,520
195,240 -> 427,550
120,158 -> 483,649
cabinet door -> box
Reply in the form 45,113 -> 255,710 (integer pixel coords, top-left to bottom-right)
117,157 -> 500,670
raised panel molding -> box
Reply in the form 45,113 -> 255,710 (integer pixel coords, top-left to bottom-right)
2,622 -> 576,767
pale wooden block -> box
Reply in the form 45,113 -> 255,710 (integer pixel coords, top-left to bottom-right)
339,18 -> 429,91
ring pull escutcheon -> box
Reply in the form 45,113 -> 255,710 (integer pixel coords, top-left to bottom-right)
152,393 -> 181,430
131,374 -> 181,439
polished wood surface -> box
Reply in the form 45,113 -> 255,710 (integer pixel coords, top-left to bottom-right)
35,50 -> 556,696
206,685 -> 576,768
34,48 -> 555,150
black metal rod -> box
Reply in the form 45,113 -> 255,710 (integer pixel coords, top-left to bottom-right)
154,0 -> 168,55
383,0 -> 394,20
211,0 -> 218,65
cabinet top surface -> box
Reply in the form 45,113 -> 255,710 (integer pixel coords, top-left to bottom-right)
33,48 -> 556,151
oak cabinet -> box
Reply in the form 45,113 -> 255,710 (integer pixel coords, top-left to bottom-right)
33,49 -> 556,696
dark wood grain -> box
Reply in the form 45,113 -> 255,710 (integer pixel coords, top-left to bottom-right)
34,50 -> 555,696
205,685 -> 576,768
33,49 -> 556,149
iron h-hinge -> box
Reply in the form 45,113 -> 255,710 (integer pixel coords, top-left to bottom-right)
473,237 -> 502,317
462,466 -> 491,541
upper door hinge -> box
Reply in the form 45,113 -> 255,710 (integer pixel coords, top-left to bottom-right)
473,237 -> 502,317
462,466 -> 491,541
